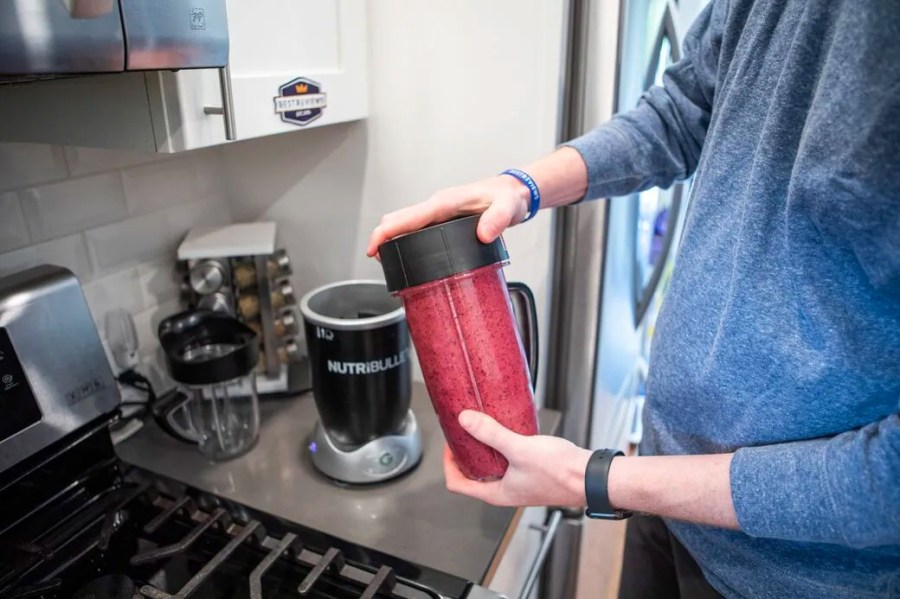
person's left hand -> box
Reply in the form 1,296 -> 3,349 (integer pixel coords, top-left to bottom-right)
443,410 -> 592,507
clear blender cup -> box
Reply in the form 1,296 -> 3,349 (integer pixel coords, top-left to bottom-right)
157,310 -> 261,461
379,216 -> 539,480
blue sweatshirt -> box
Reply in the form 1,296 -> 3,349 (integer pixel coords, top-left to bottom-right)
566,0 -> 900,596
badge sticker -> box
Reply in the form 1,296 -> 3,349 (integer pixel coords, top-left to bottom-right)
274,77 -> 327,127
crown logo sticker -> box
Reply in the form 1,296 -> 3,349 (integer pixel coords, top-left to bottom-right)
274,77 -> 327,127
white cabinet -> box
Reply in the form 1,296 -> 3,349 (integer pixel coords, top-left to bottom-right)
0,0 -> 367,153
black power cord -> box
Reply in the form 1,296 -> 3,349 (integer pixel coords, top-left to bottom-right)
113,369 -> 159,426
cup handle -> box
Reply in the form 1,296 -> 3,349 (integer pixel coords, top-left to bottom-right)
151,388 -> 201,444
507,282 -> 539,389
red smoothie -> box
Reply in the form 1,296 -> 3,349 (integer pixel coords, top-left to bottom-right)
398,264 -> 539,480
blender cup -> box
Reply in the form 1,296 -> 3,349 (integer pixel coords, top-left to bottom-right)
379,215 -> 539,480
157,310 -> 261,461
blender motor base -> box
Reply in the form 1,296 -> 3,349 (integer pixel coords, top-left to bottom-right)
309,410 -> 423,484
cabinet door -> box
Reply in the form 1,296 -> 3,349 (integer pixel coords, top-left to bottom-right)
148,0 -> 368,152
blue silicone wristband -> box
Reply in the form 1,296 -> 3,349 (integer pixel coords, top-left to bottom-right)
501,168 -> 541,222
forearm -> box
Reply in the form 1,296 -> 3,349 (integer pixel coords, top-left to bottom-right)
608,454 -> 739,529
563,450 -> 740,529
517,146 -> 589,210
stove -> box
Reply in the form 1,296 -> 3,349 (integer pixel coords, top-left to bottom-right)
1,419 -> 491,599
0,266 -> 501,599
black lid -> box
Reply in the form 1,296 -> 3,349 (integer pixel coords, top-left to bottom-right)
158,310 -> 259,386
378,215 -> 508,292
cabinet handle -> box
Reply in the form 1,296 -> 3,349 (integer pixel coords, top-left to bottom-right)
204,65 -> 237,140
519,509 -> 563,599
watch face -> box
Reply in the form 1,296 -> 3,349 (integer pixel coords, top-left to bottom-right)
585,508 -> 632,521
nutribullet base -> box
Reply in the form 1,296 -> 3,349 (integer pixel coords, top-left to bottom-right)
309,410 -> 422,484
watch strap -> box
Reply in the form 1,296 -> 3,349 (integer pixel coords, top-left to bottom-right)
584,449 -> 632,520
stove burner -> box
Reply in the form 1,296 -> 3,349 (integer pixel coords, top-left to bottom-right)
73,575 -> 135,599
1,422 -> 479,599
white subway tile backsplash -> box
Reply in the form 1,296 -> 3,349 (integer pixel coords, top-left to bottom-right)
133,298 -> 183,360
122,152 -> 224,215
86,196 -> 233,275
165,196 -> 232,247
0,246 -> 42,279
139,354 -> 175,395
64,146 -> 160,178
85,212 -> 173,274
39,235 -> 94,280
20,172 -> 127,242
81,268 -> 146,330
137,257 -> 181,307
0,143 -> 68,191
131,307 -> 155,359
191,152 -> 227,200
0,234 -> 92,280
0,192 -> 31,253
0,142 -> 234,385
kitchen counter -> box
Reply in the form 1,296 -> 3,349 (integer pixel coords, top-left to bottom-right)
116,383 -> 561,584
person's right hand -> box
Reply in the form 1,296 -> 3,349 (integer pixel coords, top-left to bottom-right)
442,410 -> 591,508
366,174 -> 532,257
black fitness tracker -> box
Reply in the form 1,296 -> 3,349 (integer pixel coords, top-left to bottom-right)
585,449 -> 633,520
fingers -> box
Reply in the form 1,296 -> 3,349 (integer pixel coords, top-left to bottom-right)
442,445 -> 505,505
457,410 -> 520,456
366,195 -> 463,257
476,196 -> 519,243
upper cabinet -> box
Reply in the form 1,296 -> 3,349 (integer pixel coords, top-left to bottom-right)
0,0 -> 367,153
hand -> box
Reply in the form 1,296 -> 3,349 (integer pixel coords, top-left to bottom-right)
366,175 -> 532,257
443,410 -> 592,507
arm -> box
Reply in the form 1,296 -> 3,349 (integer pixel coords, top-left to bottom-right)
729,404 -> 900,547
366,147 -> 587,255
563,0 -> 724,200
449,406 -> 900,546
368,0 -> 727,255
608,453 -> 738,529
446,411 -> 739,530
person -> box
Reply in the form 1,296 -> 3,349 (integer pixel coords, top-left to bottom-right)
368,1 -> 900,597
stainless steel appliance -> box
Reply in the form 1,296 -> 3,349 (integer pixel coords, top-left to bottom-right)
0,265 -> 505,598
542,0 -> 700,596
300,280 -> 422,484
0,265 -> 119,474
0,0 -> 228,81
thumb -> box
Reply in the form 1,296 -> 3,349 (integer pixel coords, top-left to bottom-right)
458,410 -> 520,455
476,199 -> 518,243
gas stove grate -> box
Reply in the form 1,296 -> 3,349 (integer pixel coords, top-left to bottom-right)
132,492 -> 443,599
139,519 -> 267,599
299,547 -> 346,594
131,507 -> 230,566
250,532 -> 301,599
4,464 -> 460,599
360,566 -> 397,599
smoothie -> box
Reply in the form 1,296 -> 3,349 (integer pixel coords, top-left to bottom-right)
399,264 -> 539,480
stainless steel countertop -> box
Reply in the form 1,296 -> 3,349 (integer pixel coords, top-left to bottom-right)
116,383 -> 561,584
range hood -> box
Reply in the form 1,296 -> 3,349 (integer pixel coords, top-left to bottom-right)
0,0 -> 228,82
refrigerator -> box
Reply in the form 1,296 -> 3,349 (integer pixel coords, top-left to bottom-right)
540,0 -> 707,597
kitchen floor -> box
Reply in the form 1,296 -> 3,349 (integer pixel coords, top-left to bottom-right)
576,519 -> 628,598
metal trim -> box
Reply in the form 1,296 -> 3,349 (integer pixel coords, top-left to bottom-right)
518,510 -> 563,599
543,1 -> 626,598
204,65 -> 238,140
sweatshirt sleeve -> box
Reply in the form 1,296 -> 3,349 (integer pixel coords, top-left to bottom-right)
730,401 -> 900,548
563,0 -> 726,201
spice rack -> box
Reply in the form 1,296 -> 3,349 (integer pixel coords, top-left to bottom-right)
176,223 -> 307,395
